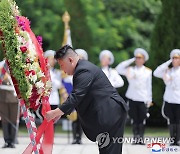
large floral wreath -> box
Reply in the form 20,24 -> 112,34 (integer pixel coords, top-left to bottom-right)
0,0 -> 54,153
0,0 -> 52,110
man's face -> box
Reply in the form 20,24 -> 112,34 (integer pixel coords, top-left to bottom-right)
57,57 -> 75,75
101,55 -> 111,67
135,54 -> 145,67
172,56 -> 180,67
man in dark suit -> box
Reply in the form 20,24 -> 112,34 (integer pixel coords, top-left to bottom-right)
45,45 -> 128,154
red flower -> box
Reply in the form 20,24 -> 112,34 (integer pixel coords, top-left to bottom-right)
25,70 -> 36,76
29,86 -> 41,110
30,70 -> 36,75
0,30 -> 3,36
25,70 -> 30,76
20,46 -> 27,53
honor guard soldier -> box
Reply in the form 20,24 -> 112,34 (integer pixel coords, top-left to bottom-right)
99,50 -> 124,88
44,50 -> 62,110
0,60 -> 19,148
116,48 -> 152,144
154,49 -> 180,146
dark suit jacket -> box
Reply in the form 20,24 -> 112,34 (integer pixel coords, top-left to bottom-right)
60,59 -> 128,141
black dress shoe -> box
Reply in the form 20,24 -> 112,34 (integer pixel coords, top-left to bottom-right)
2,143 -> 9,148
72,140 -> 82,144
72,140 -> 78,144
76,140 -> 82,144
9,143 -> 15,148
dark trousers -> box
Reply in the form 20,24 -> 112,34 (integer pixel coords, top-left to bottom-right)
99,104 -> 127,154
164,102 -> 180,124
72,117 -> 82,142
128,99 -> 147,124
0,103 -> 18,144
128,99 -> 147,142
163,102 -> 180,145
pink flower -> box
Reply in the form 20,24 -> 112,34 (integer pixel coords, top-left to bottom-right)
26,58 -> 31,63
16,16 -> 26,31
36,36 -> 43,46
20,46 -> 27,53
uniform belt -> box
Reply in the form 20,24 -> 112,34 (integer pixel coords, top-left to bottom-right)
165,101 -> 180,105
128,99 -> 144,104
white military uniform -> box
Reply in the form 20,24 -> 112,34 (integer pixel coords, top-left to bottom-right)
116,58 -> 152,104
99,50 -> 124,88
154,59 -> 180,104
44,50 -> 62,106
116,48 -> 152,144
75,49 -> 88,61
102,67 -> 124,88
153,49 -> 180,146
49,68 -> 62,105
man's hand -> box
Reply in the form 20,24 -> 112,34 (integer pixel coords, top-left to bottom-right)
45,108 -> 64,122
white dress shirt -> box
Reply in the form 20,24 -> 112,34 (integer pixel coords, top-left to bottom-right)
49,68 -> 62,105
102,66 -> 124,88
153,60 -> 180,104
116,58 -> 152,104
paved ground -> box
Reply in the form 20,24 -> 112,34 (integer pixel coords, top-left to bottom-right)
0,135 -> 180,154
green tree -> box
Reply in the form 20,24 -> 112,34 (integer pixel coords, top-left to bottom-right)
149,0 -> 180,125
1,0 -> 161,64
65,0 -> 124,64
64,0 -> 94,60
16,0 -> 66,50
103,0 -> 161,60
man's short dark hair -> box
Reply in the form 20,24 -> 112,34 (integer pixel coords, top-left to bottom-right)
55,45 -> 75,59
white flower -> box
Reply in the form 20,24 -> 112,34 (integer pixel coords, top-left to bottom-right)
28,51 -> 36,61
37,71 -> 45,78
37,87 -> 44,95
29,73 -> 37,83
17,36 -> 23,43
28,63 -> 40,73
35,81 -> 44,89
45,80 -> 52,89
33,62 -> 40,70
35,98 -> 40,106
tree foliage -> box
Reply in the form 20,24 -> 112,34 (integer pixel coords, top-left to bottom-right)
16,0 -> 66,50
1,0 -> 161,64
